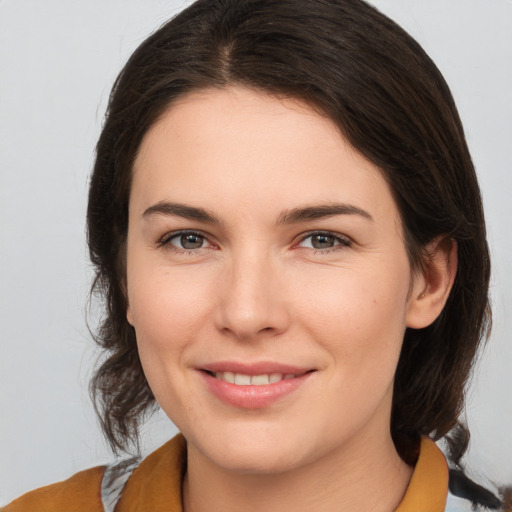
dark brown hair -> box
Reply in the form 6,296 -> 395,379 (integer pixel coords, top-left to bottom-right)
88,0 -> 491,486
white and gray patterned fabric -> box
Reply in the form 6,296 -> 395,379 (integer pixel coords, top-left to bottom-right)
445,491 -> 474,512
101,457 -> 141,512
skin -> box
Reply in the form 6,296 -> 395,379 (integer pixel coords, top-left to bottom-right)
126,86 -> 456,512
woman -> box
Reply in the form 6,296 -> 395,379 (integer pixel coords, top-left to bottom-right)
3,0 -> 509,510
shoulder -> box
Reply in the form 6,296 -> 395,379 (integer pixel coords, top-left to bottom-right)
2,435 -> 187,512
2,465 -> 106,512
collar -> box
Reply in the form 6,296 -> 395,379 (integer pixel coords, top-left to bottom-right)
395,436 -> 449,512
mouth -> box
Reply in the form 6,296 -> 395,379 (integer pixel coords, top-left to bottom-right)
198,363 -> 316,409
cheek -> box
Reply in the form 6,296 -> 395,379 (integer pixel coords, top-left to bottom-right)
128,266 -> 215,347
126,266 -> 218,419
293,262 -> 410,373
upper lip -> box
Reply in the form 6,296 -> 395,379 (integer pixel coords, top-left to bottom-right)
199,361 -> 314,376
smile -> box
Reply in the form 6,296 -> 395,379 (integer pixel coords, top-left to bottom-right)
199,365 -> 315,409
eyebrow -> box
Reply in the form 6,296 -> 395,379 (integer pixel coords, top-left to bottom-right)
276,203 -> 373,225
143,201 -> 221,223
142,201 -> 373,225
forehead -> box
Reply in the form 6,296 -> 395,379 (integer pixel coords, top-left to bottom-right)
131,86 -> 400,228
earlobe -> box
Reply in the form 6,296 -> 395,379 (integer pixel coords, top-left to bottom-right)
127,306 -> 134,326
406,237 -> 457,329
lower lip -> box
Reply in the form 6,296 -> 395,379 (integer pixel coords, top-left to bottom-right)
200,371 -> 313,409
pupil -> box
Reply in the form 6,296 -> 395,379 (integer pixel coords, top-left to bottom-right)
312,234 -> 334,249
181,234 -> 203,249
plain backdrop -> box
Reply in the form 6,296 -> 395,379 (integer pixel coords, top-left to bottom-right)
1,0 -> 511,505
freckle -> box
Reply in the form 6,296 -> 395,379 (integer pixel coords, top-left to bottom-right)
373,298 -> 377,304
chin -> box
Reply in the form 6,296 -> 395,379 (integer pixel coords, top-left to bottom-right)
186,420 -> 325,475
210,444 -> 307,475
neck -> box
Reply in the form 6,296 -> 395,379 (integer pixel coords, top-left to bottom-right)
182,429 -> 413,512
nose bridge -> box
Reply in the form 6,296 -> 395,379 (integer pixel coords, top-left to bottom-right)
216,243 -> 288,340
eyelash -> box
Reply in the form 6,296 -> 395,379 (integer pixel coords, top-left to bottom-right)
157,230 -> 352,255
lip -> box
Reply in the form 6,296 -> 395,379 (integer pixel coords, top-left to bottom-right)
198,361 -> 315,409
200,361 -> 311,376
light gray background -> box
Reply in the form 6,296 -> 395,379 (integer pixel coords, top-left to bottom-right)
1,0 -> 511,505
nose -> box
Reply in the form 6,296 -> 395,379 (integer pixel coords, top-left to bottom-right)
214,248 -> 290,341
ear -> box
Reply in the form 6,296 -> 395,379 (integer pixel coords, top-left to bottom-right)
127,305 -> 134,326
406,236 -> 457,329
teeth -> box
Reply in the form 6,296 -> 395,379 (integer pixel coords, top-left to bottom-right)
234,373 -> 251,385
213,372 -> 298,385
223,371 -> 235,383
251,374 -> 270,385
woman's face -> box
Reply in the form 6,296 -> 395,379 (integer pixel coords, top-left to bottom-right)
126,86 -> 425,473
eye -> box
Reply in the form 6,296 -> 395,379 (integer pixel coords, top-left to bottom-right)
297,232 -> 351,251
159,230 -> 211,251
